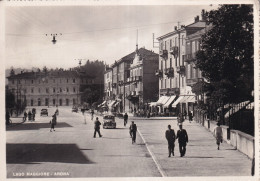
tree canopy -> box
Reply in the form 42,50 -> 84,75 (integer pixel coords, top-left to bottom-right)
195,5 -> 253,103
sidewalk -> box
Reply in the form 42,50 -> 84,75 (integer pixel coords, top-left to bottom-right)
134,117 -> 252,176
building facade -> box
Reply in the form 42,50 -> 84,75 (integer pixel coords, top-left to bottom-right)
104,47 -> 159,114
155,14 -> 207,115
7,68 -> 96,107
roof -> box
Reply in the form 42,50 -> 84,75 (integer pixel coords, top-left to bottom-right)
157,21 -> 206,40
110,48 -> 158,68
7,70 -> 94,79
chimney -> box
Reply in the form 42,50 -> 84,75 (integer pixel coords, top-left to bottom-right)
174,26 -> 177,31
194,15 -> 199,23
201,9 -> 206,21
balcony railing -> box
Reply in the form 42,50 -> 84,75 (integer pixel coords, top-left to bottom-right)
184,53 -> 196,63
176,66 -> 185,75
118,80 -> 124,86
164,68 -> 174,78
155,69 -> 163,77
134,76 -> 142,81
112,83 -> 117,88
169,46 -> 178,57
159,50 -> 168,59
186,78 -> 203,86
160,88 -> 180,95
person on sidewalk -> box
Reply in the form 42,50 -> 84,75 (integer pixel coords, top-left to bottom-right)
28,110 -> 32,121
23,111 -> 28,121
165,125 -> 176,157
123,112 -> 128,126
176,123 -> 188,157
50,113 -> 57,132
184,110 -> 187,120
93,117 -> 102,138
177,113 -> 184,125
91,109 -> 94,121
214,122 -> 223,150
6,110 -> 10,125
188,111 -> 193,123
129,121 -> 137,144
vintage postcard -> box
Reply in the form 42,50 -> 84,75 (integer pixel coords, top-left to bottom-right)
1,0 -> 259,180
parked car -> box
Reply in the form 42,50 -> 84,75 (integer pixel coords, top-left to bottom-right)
102,114 -> 116,129
72,107 -> 78,113
40,109 -> 48,116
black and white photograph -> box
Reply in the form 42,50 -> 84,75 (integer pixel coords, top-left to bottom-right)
1,0 -> 258,180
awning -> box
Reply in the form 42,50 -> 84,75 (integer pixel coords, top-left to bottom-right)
187,96 -> 196,103
246,102 -> 254,109
157,96 -> 168,105
180,96 -> 190,103
149,102 -> 157,107
172,96 -> 184,107
163,96 -> 176,108
114,102 -> 120,107
217,104 -> 231,111
98,100 -> 107,107
161,96 -> 170,105
108,100 -> 116,108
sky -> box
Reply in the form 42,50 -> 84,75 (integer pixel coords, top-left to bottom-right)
5,5 -> 218,69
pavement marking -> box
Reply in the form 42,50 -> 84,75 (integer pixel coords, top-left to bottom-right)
137,128 -> 166,177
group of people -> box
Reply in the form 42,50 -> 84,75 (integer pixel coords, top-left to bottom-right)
23,108 -> 36,121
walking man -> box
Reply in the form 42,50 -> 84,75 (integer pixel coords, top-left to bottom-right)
50,113 -> 57,132
93,117 -> 102,138
129,121 -> 137,144
184,110 -> 187,119
214,122 -> 223,150
91,109 -> 94,121
123,112 -> 128,126
165,125 -> 176,157
23,111 -> 28,121
176,123 -> 188,157
188,111 -> 193,123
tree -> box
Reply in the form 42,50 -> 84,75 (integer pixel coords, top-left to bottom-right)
6,86 -> 15,109
195,5 -> 253,103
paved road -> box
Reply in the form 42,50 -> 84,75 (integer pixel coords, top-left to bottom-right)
6,107 -> 252,178
6,107 -> 160,178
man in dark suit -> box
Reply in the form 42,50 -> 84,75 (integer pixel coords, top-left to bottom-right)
165,125 -> 176,157
176,124 -> 188,157
123,113 -> 128,126
93,117 -> 102,138
129,121 -> 137,144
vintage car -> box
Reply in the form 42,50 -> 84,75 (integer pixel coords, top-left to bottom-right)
102,115 -> 116,129
72,107 -> 78,113
40,109 -> 48,116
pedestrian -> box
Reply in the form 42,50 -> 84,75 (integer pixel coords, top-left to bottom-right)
50,113 -> 57,132
184,110 -> 187,119
93,117 -> 102,138
147,110 -> 150,118
28,110 -> 32,121
214,122 -> 223,150
23,111 -> 27,121
129,121 -> 137,144
6,110 -> 10,125
55,108 -> 59,116
165,125 -> 176,157
177,113 -> 184,125
176,123 -> 188,157
91,109 -> 94,121
188,111 -> 193,123
123,112 -> 128,126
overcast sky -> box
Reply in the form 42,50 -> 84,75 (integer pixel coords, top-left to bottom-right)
5,5 -> 217,69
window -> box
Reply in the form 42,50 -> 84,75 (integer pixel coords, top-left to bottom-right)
53,79 -> 55,83
18,80 -> 21,84
182,35 -> 184,45
31,99 -> 33,106
73,87 -> 76,93
67,79 -> 69,83
67,88 -> 69,93
12,80 -> 14,84
31,88 -> 34,93
170,58 -> 172,67
164,41 -> 167,50
170,39 -> 172,48
38,88 -> 41,93
175,37 -> 177,46
73,78 -> 75,83
60,88 -> 62,93
24,89 -> 27,93
165,79 -> 167,88
46,88 -> 49,93
53,99 -> 56,106
53,88 -> 56,93
31,80 -> 34,84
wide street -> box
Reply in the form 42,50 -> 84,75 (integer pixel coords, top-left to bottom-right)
6,106 -> 252,178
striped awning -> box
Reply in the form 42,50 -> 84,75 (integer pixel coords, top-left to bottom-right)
163,96 -> 176,108
108,100 -> 116,108
172,96 -> 184,107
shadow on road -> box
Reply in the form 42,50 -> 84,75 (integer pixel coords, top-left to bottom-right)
184,156 -> 224,158
6,143 -> 94,164
6,122 -> 72,131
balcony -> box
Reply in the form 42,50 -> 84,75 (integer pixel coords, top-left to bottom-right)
131,91 -> 136,96
186,78 -> 203,86
184,53 -> 196,64
160,88 -> 180,95
169,46 -> 178,57
134,76 -> 142,82
112,83 -> 117,88
118,80 -> 124,86
159,50 -> 168,59
176,66 -> 186,75
155,69 -> 163,77
164,68 -> 174,78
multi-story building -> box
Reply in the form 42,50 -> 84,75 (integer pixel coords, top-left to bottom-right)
7,68 -> 96,107
155,13 -> 207,115
104,46 -> 159,113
